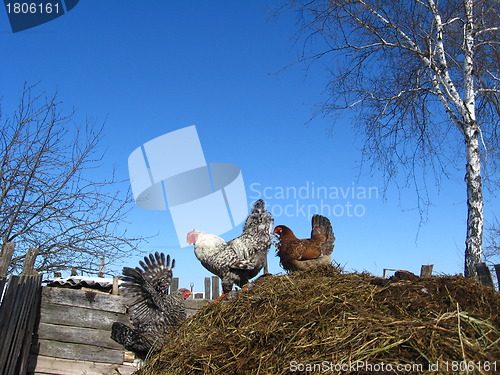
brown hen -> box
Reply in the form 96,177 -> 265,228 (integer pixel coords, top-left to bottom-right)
274,214 -> 335,272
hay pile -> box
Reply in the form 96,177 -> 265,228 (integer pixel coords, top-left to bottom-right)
140,266 -> 499,374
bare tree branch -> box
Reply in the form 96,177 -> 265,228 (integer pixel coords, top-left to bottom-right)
0,83 -> 146,276
282,0 -> 500,277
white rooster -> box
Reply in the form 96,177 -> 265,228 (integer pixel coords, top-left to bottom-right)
186,199 -> 273,298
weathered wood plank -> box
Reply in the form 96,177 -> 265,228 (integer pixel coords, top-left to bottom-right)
420,264 -> 433,277
21,248 -> 39,275
29,354 -> 137,375
475,262 -> 494,288
37,323 -> 123,350
112,276 -> 119,295
41,287 -> 126,313
185,298 -> 210,317
171,277 -> 179,292
211,276 -> 220,300
0,242 -> 15,278
0,278 -> 6,299
35,340 -> 125,364
184,299 -> 210,310
0,275 -> 41,374
494,264 -> 500,291
0,276 -> 24,371
16,275 -> 42,375
0,277 -> 20,355
204,277 -> 211,300
40,303 -> 129,330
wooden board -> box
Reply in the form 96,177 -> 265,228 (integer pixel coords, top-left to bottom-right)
0,278 -> 6,299
40,303 -> 129,330
494,264 -> 500,290
29,355 -> 136,375
42,287 -> 126,313
211,276 -> 220,299
185,298 -> 210,317
0,243 -> 15,278
35,340 -> 125,364
475,262 -> 494,288
204,277 -> 211,300
37,323 -> 123,350
420,264 -> 433,277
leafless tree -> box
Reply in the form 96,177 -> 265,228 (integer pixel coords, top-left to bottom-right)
484,219 -> 500,265
282,0 -> 500,277
0,83 -> 143,276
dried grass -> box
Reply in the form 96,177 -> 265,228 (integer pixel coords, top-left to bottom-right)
139,266 -> 500,374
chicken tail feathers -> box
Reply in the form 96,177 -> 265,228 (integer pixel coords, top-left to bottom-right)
120,252 -> 174,306
139,252 -> 174,282
241,199 -> 274,248
310,214 -> 335,256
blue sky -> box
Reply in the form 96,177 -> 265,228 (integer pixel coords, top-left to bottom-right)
1,1 -> 497,293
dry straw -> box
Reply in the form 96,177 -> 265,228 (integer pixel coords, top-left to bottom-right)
139,266 -> 499,375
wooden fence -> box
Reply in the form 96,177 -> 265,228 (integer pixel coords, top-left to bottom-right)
0,275 -> 42,375
26,282 -> 211,375
0,243 -> 43,375
0,277 -> 6,297
28,287 -> 136,375
475,262 -> 500,289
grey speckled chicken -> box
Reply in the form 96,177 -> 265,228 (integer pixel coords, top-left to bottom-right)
111,253 -> 191,358
186,199 -> 274,296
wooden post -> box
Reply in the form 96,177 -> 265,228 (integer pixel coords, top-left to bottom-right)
494,264 -> 500,290
112,276 -> 120,295
475,263 -> 494,288
71,267 -> 78,276
171,277 -> 179,293
21,248 -> 39,275
263,253 -> 268,274
420,264 -> 434,278
204,277 -> 211,300
382,268 -> 396,278
98,257 -> 105,277
211,276 -> 220,300
0,243 -> 15,278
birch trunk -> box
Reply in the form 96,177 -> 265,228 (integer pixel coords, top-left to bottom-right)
463,0 -> 483,278
464,127 -> 484,278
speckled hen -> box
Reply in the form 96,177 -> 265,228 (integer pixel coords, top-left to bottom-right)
186,199 -> 273,297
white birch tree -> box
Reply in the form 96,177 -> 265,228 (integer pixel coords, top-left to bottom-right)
283,0 -> 500,277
